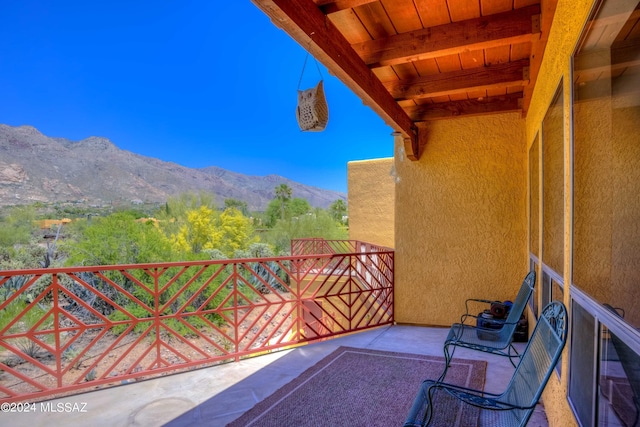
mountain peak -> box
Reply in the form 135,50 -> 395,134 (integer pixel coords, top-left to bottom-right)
11,125 -> 43,136
0,124 -> 346,210
75,136 -> 117,151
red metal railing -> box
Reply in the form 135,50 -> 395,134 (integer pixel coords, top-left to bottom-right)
291,238 -> 392,256
0,239 -> 393,403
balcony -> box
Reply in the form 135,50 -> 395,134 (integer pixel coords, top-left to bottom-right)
0,239 -> 393,402
1,325 -> 548,426
0,238 -> 551,425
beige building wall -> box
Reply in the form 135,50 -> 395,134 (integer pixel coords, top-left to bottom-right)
393,113 -> 528,327
347,158 -> 394,248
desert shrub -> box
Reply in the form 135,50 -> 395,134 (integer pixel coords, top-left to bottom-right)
0,299 -> 53,358
234,243 -> 289,294
108,304 -> 154,336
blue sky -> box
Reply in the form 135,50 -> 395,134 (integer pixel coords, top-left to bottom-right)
0,1 -> 394,194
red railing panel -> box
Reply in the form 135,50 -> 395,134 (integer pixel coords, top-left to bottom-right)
0,239 -> 393,403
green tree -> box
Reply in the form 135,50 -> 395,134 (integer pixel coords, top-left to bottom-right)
289,198 -> 311,218
274,184 -> 292,220
263,208 -> 348,254
329,199 -> 347,223
63,211 -> 175,266
224,198 -> 249,216
263,199 -> 282,228
263,197 -> 310,228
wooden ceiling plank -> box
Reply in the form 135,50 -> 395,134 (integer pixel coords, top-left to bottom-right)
510,41 -> 532,61
391,62 -> 419,80
327,9 -> 372,44
414,0 -> 451,28
251,0 -> 420,158
386,59 -> 530,100
354,5 -> 541,67
485,44 -> 512,65
316,0 -> 378,14
435,53 -> 462,73
448,0 -> 481,21
380,0 -> 423,33
459,49 -> 486,69
372,65 -> 399,82
355,2 -> 396,39
398,99 -> 418,108
413,58 -> 441,77
406,93 -> 523,120
481,0 -> 514,16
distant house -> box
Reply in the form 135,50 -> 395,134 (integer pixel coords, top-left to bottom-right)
37,218 -> 72,229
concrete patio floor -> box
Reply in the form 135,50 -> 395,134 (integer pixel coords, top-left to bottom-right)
3,325 -> 549,427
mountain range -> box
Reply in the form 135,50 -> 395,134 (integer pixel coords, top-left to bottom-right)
0,124 -> 346,211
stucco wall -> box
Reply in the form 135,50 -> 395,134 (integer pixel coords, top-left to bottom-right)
347,158 -> 394,248
394,113 -> 527,326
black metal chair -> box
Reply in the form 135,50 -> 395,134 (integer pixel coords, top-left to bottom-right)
441,271 -> 535,380
404,301 -> 567,427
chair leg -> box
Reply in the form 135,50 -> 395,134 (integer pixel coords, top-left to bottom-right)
407,381 -> 436,427
507,344 -> 520,368
439,343 -> 456,381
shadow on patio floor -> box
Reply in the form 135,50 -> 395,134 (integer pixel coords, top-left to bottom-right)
4,325 -> 548,427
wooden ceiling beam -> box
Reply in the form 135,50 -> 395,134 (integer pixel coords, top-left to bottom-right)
385,59 -> 530,100
252,0 -> 422,159
406,93 -> 523,121
314,0 -> 377,14
353,5 -> 541,67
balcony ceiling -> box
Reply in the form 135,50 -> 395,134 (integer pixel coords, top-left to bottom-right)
252,0 -> 557,160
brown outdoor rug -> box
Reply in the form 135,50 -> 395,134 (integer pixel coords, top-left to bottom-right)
226,346 -> 486,427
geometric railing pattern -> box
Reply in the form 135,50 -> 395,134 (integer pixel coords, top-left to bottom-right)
0,239 -> 393,403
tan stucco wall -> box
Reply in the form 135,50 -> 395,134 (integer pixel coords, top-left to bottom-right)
524,1 -> 594,425
347,158 -> 394,248
394,113 -> 528,326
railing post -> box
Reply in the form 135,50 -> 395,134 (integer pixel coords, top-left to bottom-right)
233,263 -> 239,361
295,257 -> 303,342
52,273 -> 62,388
154,268 -> 161,369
